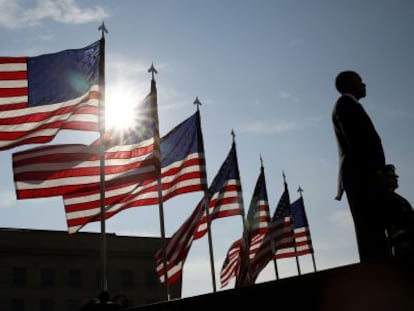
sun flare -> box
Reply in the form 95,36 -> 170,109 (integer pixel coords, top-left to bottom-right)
105,87 -> 140,131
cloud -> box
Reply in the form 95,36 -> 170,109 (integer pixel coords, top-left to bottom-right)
240,115 -> 323,134
328,208 -> 353,227
0,0 -> 107,29
242,120 -> 299,134
277,91 -> 300,103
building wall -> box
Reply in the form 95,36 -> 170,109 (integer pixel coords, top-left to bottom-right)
0,228 -> 181,311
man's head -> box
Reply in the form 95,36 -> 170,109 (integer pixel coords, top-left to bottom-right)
385,164 -> 399,191
335,70 -> 366,99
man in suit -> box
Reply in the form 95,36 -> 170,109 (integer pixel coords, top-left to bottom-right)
384,164 -> 414,259
332,70 -> 390,262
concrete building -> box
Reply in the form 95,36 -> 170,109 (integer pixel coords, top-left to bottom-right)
0,228 -> 181,311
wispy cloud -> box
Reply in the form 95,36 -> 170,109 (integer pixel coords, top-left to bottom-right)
328,208 -> 353,227
240,115 -> 322,134
0,0 -> 107,29
277,91 -> 300,103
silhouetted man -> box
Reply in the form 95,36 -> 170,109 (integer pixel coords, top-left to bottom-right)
332,70 -> 390,262
384,164 -> 414,260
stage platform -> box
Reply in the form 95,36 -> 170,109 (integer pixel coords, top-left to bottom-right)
125,261 -> 414,311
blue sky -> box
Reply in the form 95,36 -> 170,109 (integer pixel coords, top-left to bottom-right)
1,0 -> 414,298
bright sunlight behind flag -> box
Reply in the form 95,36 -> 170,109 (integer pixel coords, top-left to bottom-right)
0,40 -> 102,150
64,109 -> 206,234
12,80 -> 159,199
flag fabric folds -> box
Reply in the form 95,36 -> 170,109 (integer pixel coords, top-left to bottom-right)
220,238 -> 243,288
245,165 -> 271,259
64,109 -> 207,234
220,163 -> 271,288
155,198 -> 205,285
155,140 -> 244,285
193,141 -> 243,240
12,81 -> 160,199
290,196 -> 314,256
248,182 -> 294,282
0,40 -> 102,150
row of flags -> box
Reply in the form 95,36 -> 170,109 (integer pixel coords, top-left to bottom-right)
0,37 -> 315,293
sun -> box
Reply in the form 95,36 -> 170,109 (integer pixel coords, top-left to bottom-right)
105,87 -> 139,131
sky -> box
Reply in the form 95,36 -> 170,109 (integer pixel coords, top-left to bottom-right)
1,0 -> 414,299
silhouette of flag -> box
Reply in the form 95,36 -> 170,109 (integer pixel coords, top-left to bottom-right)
64,109 -> 206,234
12,82 -> 159,199
155,140 -> 243,285
248,182 -> 295,282
0,40 -> 102,150
291,196 -> 314,256
193,140 -> 243,240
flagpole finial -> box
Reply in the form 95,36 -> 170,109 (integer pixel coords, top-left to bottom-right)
194,97 -> 202,111
231,129 -> 236,143
98,22 -> 108,39
148,63 -> 158,81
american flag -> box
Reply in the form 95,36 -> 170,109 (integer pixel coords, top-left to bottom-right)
248,182 -> 295,282
64,109 -> 206,234
246,164 -> 271,257
220,238 -> 243,288
0,40 -> 102,150
155,198 -> 205,285
193,141 -> 243,240
12,83 -> 159,199
291,196 -> 314,256
156,140 -> 243,285
220,163 -> 271,288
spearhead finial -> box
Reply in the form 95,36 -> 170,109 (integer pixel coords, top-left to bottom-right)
148,63 -> 158,80
98,22 -> 108,38
297,186 -> 304,196
194,97 -> 202,111
231,129 -> 236,143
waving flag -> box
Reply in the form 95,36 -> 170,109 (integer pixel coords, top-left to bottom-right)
64,109 -> 206,234
291,196 -> 314,256
220,162 -> 271,288
155,199 -> 205,285
220,238 -> 243,288
245,164 -> 271,258
12,85 -> 158,199
0,40 -> 102,150
193,140 -> 243,240
248,181 -> 294,282
155,139 -> 243,285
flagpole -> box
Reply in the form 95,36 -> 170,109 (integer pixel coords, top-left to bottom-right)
283,172 -> 302,276
148,64 -> 170,300
231,130 -> 249,288
298,186 -> 317,272
98,22 -> 108,294
194,97 -> 217,292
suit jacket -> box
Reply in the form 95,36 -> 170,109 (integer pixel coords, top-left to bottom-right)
332,94 -> 385,200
